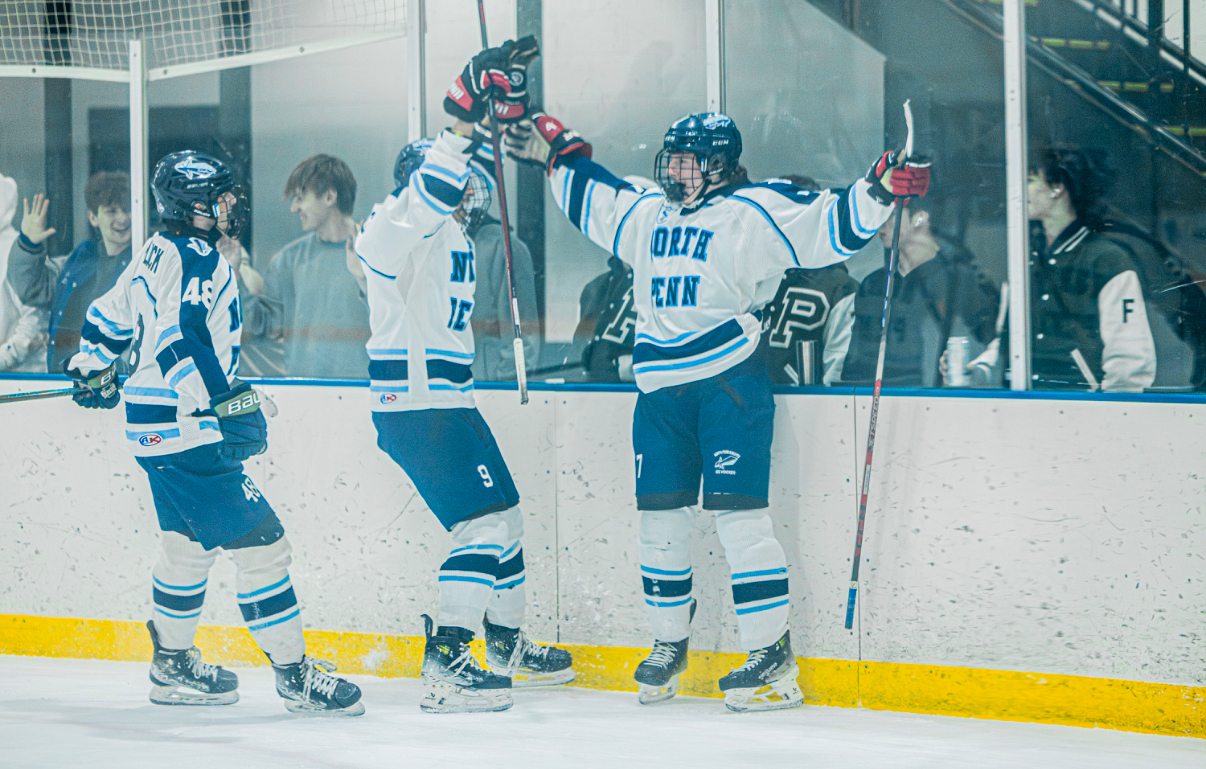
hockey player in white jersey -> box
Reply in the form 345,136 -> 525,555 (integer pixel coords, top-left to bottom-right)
508,112 -> 929,711
65,150 -> 363,716
353,40 -> 573,714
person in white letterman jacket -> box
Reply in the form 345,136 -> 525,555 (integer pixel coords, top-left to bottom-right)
506,111 -> 929,711
352,38 -> 574,716
1027,146 -> 1156,391
64,150 -> 363,716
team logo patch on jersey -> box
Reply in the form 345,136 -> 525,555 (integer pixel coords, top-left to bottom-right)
714,450 -> 740,475
138,434 -> 163,447
174,158 -> 218,180
187,237 -> 213,257
380,393 -> 397,404
656,206 -> 671,224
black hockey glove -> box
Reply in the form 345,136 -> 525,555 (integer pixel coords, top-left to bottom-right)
210,380 -> 267,462
65,360 -> 121,409
444,36 -> 540,124
505,112 -> 592,174
865,150 -> 931,205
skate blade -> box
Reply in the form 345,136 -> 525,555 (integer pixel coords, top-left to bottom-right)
511,668 -> 576,688
723,666 -> 804,713
149,684 -> 239,706
283,699 -> 366,717
637,674 -> 681,705
420,682 -> 513,714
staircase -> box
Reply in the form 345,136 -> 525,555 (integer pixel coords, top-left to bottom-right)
963,0 -> 1206,170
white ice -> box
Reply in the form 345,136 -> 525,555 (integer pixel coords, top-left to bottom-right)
0,655 -> 1202,769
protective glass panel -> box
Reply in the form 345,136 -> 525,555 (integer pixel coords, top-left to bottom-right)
536,0 -> 706,383
0,77 -> 131,375
236,39 -> 408,379
724,0 -> 1010,390
1021,0 -> 1206,393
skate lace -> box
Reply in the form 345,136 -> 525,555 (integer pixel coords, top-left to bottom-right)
734,647 -> 768,673
522,636 -> 550,660
645,642 -> 678,669
302,658 -> 342,700
185,648 -> 219,682
448,645 -> 479,678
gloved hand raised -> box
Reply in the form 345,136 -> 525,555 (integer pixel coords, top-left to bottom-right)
444,35 -> 540,124
866,149 -> 931,202
505,112 -> 592,173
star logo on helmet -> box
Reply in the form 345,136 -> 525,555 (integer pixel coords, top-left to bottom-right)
174,158 -> 217,181
702,114 -> 732,129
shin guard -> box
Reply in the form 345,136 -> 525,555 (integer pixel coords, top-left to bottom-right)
638,506 -> 694,643
715,508 -> 789,651
151,531 -> 219,650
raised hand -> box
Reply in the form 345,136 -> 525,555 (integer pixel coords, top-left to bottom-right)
21,194 -> 56,245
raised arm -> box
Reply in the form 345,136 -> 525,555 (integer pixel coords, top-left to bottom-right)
506,114 -> 657,263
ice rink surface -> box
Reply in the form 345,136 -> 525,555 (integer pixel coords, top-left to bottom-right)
1,656 -> 1202,769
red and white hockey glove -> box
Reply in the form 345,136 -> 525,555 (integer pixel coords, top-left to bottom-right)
866,150 -> 931,203
505,112 -> 592,174
444,36 -> 540,124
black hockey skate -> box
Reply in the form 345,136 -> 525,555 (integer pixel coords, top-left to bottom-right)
634,599 -> 696,705
147,620 -> 239,706
273,656 -> 365,717
484,617 -> 575,688
718,630 -> 803,713
420,614 -> 512,713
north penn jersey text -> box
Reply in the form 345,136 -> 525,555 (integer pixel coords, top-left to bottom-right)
648,226 -> 712,309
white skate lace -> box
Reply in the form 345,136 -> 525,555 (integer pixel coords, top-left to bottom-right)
185,648 -> 219,682
504,633 -> 549,676
644,642 -> 678,669
448,646 -> 479,679
301,657 -> 341,700
733,648 -> 768,673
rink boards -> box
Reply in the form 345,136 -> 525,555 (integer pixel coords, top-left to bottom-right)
1,377 -> 1203,736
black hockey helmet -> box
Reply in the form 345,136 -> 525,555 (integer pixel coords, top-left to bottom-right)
393,139 -> 493,215
655,113 -> 743,205
151,150 -> 244,236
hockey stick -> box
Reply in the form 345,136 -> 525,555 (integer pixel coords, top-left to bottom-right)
0,385 -> 79,405
476,0 -> 529,405
844,100 -> 914,631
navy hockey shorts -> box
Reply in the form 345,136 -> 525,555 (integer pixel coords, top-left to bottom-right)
135,443 -> 275,551
632,351 -> 774,511
373,408 -> 520,530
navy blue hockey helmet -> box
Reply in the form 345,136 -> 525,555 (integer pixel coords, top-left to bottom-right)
393,140 -> 434,189
655,113 -> 743,205
151,150 -> 242,234
393,139 -> 493,214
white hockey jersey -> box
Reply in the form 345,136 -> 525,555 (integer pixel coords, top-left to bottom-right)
68,231 -> 242,457
548,157 -> 897,392
355,129 -> 494,412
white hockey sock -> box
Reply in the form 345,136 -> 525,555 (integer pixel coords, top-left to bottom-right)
715,508 -> 789,651
151,531 -> 219,650
485,506 -> 525,629
438,511 -> 509,632
229,535 -> 304,665
638,506 -> 694,643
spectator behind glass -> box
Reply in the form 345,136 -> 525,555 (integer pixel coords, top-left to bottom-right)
238,154 -> 370,378
841,194 -> 999,387
0,173 -> 47,371
1027,146 -> 1156,391
756,174 -> 860,385
5,171 -> 132,373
